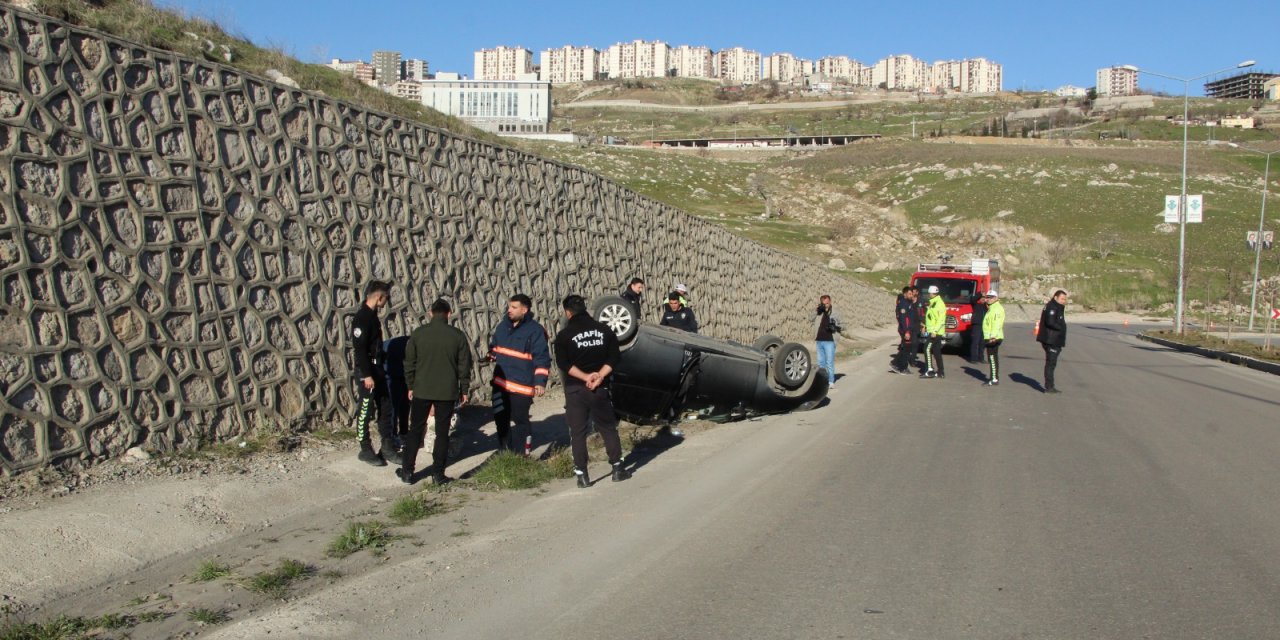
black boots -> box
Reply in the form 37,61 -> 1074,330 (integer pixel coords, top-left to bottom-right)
611,462 -> 631,482
395,467 -> 414,485
358,443 -> 386,466
383,447 -> 403,466
576,471 -> 590,488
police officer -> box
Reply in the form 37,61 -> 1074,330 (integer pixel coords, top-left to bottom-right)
488,294 -> 551,453
982,291 -> 1005,386
660,292 -> 698,333
621,277 -> 645,309
921,284 -> 946,379
554,295 -> 630,488
1037,290 -> 1068,393
400,299 -> 472,485
968,291 -> 987,363
350,281 -> 400,466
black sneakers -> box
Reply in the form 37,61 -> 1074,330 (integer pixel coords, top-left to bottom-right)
395,467 -> 414,485
611,463 -> 631,482
576,471 -> 590,488
382,448 -> 403,466
358,445 -> 387,467
1045,388 -> 1062,394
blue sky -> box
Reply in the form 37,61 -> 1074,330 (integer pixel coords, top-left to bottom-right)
162,0 -> 1275,95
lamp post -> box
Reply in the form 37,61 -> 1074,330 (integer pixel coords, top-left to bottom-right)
1121,60 -> 1255,333
1219,142 -> 1277,331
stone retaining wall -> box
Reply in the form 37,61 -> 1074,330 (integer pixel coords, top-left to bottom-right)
0,7 -> 890,474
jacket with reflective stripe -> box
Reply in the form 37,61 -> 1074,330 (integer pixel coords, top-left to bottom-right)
489,314 -> 551,395
925,295 -> 946,335
983,300 -> 1005,341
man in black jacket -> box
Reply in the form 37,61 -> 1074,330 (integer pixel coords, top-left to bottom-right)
1036,290 -> 1068,394
554,295 -> 630,488
892,286 -> 917,374
659,293 -> 698,333
350,281 -> 399,466
400,299 -> 473,484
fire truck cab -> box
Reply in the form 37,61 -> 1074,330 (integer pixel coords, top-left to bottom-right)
910,258 -> 1001,351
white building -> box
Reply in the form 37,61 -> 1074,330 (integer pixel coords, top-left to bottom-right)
402,58 -> 429,82
715,47 -> 762,84
603,40 -> 672,78
474,46 -> 535,81
763,53 -> 813,85
959,58 -> 1001,93
1054,84 -> 1088,98
1096,66 -> 1138,96
540,45 -> 601,83
372,50 -> 402,87
816,55 -> 866,84
672,45 -> 714,79
391,81 -> 422,101
420,78 -> 551,135
872,54 -> 929,90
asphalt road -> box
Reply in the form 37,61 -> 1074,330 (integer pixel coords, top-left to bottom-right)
215,322 -> 1280,639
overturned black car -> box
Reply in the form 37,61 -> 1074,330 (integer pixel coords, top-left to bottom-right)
589,296 -> 829,426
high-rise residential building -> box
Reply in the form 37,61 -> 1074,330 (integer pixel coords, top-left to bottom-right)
372,50 -> 402,87
872,54 -> 929,91
1096,66 -> 1138,96
816,56 -> 866,84
763,53 -> 812,85
419,78 -> 551,135
604,40 -> 673,78
1205,72 -> 1280,100
714,47 -> 761,84
672,45 -> 714,79
402,58 -> 429,82
540,45 -> 601,83
929,58 -> 1002,93
474,46 -> 535,81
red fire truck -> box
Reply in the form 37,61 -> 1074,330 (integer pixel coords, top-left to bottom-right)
910,258 -> 1001,350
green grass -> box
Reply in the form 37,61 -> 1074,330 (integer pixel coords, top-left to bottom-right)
186,608 -> 229,626
192,559 -> 232,582
327,521 -> 394,558
1148,330 -> 1280,364
469,450 -> 573,491
0,613 -> 141,639
388,493 -> 446,525
243,558 -> 314,598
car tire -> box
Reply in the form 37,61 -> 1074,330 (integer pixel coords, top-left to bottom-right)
752,334 -> 785,356
772,342 -> 812,389
590,295 -> 639,346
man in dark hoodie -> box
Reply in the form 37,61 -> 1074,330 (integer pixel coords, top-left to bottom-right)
892,286 -> 916,374
554,294 -> 630,488
488,294 -> 552,453
400,299 -> 473,485
1036,290 -> 1068,394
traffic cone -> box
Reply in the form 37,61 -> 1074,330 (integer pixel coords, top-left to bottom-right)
1123,318 -> 1129,327
1033,320 -> 1040,336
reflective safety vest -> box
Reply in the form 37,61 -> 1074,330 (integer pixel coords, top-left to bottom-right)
983,300 -> 1005,341
489,315 -> 551,397
925,295 -> 946,335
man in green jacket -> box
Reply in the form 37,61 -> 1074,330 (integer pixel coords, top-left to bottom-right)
982,291 -> 1005,386
922,285 -> 947,379
400,299 -> 473,485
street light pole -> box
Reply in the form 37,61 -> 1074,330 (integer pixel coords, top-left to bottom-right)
1221,142 -> 1277,331
1122,61 -> 1255,333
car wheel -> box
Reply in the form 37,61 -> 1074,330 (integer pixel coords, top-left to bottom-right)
752,334 -> 785,356
772,342 -> 812,389
589,295 -> 639,346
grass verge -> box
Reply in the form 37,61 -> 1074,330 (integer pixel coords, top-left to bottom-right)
192,559 -> 232,582
0,613 -> 138,639
470,450 -> 574,491
326,521 -> 394,558
388,493 -> 446,526
1147,330 -> 1280,364
243,558 -> 314,598
186,608 -> 230,626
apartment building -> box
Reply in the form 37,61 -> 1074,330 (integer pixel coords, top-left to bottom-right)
392,80 -> 422,101
1054,85 -> 1088,98
474,46 -> 535,81
763,53 -> 813,85
1096,66 -> 1137,96
1205,72 -> 1280,100
672,45 -> 714,79
816,55 -> 865,83
326,58 -> 376,84
603,40 -> 673,78
372,50 -> 402,86
402,58 -> 429,82
539,45 -> 601,83
420,78 -> 551,134
715,47 -> 762,84
955,57 -> 1001,93
872,54 -> 928,90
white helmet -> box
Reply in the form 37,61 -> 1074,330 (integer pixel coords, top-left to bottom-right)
927,285 -> 939,294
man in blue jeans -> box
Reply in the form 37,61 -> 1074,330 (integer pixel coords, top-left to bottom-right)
814,295 -> 844,387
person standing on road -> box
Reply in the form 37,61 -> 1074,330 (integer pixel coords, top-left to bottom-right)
892,286 -> 916,374
350,280 -> 400,467
660,293 -> 699,333
401,299 -> 473,485
968,292 -> 987,363
921,285 -> 946,379
814,294 -> 844,385
982,291 -> 1005,386
554,295 -> 630,489
488,294 -> 552,453
1037,290 -> 1068,394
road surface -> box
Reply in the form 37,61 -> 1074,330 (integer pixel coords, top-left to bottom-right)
214,322 -> 1280,639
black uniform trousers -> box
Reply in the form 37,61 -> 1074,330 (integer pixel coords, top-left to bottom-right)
893,336 -> 913,371
564,384 -> 623,472
925,335 -> 945,375
492,388 -> 534,451
353,377 -> 395,449
1042,343 -> 1061,390
402,397 -> 456,474
985,339 -> 1003,381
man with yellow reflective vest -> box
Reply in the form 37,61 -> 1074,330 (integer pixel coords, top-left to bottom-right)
921,285 -> 946,379
488,294 -> 552,453
981,291 -> 1005,386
